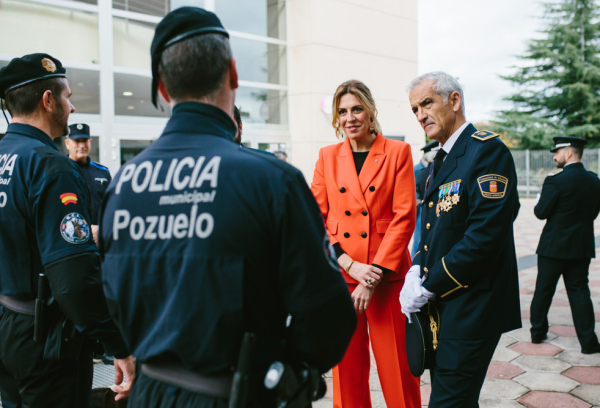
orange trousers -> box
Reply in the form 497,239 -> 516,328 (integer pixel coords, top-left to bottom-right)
333,280 -> 421,408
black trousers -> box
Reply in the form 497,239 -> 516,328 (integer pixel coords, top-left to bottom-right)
530,255 -> 600,350
428,335 -> 500,408
0,307 -> 93,408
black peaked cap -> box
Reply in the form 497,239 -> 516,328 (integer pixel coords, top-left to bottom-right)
550,136 -> 588,153
150,7 -> 229,107
68,123 -> 90,139
0,53 -> 66,99
421,140 -> 439,152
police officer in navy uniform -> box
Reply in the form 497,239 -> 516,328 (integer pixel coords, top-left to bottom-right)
65,123 -> 112,244
530,136 -> 600,353
400,72 -> 521,408
99,8 -> 356,408
0,54 -> 134,407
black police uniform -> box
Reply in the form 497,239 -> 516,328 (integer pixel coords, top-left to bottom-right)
99,8 -> 356,408
101,102 -> 357,408
67,124 -> 112,225
414,125 -> 521,408
0,54 -> 128,408
530,137 -> 600,352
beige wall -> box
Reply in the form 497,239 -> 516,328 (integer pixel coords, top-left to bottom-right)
287,0 -> 423,182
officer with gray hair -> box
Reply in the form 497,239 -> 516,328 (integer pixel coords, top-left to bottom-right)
401,71 -> 521,407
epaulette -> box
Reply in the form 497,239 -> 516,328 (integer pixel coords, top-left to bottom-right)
471,130 -> 500,141
548,169 -> 563,177
90,161 -> 109,172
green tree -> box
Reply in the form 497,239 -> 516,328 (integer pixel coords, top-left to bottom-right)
492,0 -> 600,149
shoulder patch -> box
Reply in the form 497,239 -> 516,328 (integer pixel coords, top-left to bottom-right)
548,169 -> 563,177
471,130 -> 500,142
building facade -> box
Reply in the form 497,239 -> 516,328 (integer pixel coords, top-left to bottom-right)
0,0 -> 421,180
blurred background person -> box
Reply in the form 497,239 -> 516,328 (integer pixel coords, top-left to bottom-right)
530,136 -> 600,354
311,79 -> 420,408
274,150 -> 287,162
411,140 -> 438,257
65,123 -> 111,245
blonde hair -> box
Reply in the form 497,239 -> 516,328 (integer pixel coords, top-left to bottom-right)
332,80 -> 382,139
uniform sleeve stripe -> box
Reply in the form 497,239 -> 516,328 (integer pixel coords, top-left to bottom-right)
89,161 -> 109,171
440,257 -> 468,298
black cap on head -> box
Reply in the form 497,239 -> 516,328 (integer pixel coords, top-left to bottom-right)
0,53 -> 66,99
68,123 -> 90,140
550,136 -> 587,153
150,7 -> 229,108
421,140 -> 439,153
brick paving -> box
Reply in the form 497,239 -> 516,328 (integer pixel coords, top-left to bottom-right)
315,198 -> 600,408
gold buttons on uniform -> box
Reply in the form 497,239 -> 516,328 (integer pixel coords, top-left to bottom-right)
424,245 -> 428,251
424,267 -> 428,272
429,202 -> 434,208
426,223 -> 431,230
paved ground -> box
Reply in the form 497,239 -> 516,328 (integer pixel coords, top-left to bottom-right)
314,198 -> 600,408
4,199 -> 596,408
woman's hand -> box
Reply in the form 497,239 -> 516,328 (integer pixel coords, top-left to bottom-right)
352,284 -> 375,314
338,254 -> 382,288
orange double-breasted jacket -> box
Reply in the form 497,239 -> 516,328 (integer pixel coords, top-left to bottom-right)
311,134 -> 416,284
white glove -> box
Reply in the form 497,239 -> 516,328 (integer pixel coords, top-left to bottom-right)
400,266 -> 431,323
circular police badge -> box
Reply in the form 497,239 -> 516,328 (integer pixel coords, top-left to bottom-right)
60,213 -> 90,244
76,124 -> 83,130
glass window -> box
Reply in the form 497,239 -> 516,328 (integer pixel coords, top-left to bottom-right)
120,140 -> 153,165
70,0 -> 98,4
114,73 -> 171,118
113,18 -> 155,70
69,69 -> 100,114
0,61 -> 99,115
236,87 -> 287,125
112,0 -> 204,17
0,1 -> 99,64
258,142 -> 286,153
231,37 -> 286,85
216,0 -> 286,40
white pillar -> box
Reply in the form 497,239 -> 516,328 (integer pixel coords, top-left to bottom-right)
98,0 -> 120,175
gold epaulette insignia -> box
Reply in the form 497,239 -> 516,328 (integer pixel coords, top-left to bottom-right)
471,130 -> 500,141
548,169 -> 563,177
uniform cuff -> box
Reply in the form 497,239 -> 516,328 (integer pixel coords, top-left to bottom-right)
332,243 -> 345,260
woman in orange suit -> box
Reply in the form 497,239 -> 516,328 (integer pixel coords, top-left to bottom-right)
311,80 -> 420,408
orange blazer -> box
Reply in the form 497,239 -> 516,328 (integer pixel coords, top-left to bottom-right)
311,134 -> 416,284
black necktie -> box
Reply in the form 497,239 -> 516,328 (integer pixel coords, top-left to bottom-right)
433,149 -> 447,178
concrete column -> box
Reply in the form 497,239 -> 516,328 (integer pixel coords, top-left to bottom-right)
98,0 -> 120,175
286,0 -> 421,182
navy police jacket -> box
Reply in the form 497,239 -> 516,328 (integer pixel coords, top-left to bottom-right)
535,162 -> 600,260
0,123 -> 97,299
414,124 -> 521,339
100,102 -> 352,375
73,157 -> 111,225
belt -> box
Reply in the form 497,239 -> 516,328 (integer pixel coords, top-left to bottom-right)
0,294 -> 35,316
141,361 -> 233,398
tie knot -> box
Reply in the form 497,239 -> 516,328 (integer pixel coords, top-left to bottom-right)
434,149 -> 447,161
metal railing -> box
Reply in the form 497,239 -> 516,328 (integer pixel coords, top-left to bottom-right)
511,149 -> 600,198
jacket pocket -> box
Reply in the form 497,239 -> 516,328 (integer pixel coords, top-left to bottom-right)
326,220 -> 338,235
376,219 -> 392,234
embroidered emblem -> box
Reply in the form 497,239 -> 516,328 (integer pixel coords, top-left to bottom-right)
41,58 -> 56,73
436,179 -> 461,217
60,212 -> 90,244
60,192 -> 78,205
548,169 -> 563,177
478,175 -> 508,199
76,124 -> 83,130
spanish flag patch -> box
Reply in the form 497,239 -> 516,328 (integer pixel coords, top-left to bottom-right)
60,193 -> 78,205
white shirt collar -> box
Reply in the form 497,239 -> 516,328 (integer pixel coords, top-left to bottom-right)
441,122 -> 470,158
564,161 -> 578,168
